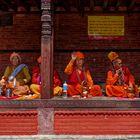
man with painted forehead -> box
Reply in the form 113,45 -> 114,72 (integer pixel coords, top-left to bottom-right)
64,51 -> 102,97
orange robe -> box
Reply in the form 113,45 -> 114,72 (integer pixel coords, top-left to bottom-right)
106,66 -> 138,97
64,60 -> 102,96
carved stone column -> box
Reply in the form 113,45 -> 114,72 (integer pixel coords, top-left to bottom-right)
41,0 -> 53,99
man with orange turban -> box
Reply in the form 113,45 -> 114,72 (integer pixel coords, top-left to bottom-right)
64,51 -> 102,97
106,51 -> 138,98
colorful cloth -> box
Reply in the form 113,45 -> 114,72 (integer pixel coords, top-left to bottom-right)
8,64 -> 28,81
4,65 -> 31,84
30,65 -> 62,97
32,65 -> 41,84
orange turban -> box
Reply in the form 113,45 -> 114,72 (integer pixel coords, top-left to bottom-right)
75,52 -> 85,59
10,52 -> 21,63
108,51 -> 119,62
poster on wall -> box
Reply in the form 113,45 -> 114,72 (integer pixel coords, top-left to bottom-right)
88,16 -> 124,40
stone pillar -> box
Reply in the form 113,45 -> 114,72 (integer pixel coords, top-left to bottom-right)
41,0 -> 53,99
38,108 -> 54,134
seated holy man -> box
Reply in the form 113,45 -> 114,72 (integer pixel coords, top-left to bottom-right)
17,56 -> 62,100
106,51 -> 138,98
0,52 -> 31,99
64,51 -> 102,97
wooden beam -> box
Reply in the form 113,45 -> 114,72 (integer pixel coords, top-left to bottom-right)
14,0 -> 29,12
103,0 -> 109,10
41,0 -> 53,99
33,0 -> 41,9
90,0 -> 94,11
0,0 -> 10,11
115,0 -> 122,10
127,0 -> 136,11
41,36 -> 53,99
78,0 -> 84,16
63,0 -> 71,12
0,0 -> 8,5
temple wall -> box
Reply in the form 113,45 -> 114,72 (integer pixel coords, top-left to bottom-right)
0,14 -> 41,77
0,13 -> 139,84
0,9 -> 139,139
0,99 -> 140,136
0,106 -> 140,136
54,13 -> 140,84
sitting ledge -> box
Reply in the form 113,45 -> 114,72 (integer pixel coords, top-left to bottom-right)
0,96 -> 140,109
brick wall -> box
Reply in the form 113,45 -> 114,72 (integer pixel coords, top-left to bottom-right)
54,13 -> 140,84
54,51 -> 140,84
0,14 -> 41,51
0,13 -> 139,85
54,13 -> 140,50
54,110 -> 140,135
0,14 -> 41,77
0,110 -> 37,135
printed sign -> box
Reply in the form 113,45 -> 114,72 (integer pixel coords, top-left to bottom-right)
88,16 -> 124,40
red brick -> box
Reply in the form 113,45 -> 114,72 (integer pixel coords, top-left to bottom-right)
0,110 -> 38,135
54,110 -> 140,135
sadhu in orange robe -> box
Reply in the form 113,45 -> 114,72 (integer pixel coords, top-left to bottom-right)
64,59 -> 102,96
106,66 -> 138,98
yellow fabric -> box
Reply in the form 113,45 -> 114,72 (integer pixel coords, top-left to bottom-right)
4,66 -> 31,84
16,84 -> 41,100
54,86 -> 63,96
19,84 -> 62,99
108,51 -> 119,62
30,84 -> 40,97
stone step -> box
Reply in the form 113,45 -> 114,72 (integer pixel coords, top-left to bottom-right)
0,135 -> 140,140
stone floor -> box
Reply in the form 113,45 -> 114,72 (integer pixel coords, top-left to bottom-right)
0,135 -> 140,140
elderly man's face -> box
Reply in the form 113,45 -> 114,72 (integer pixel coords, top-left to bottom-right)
113,58 -> 122,70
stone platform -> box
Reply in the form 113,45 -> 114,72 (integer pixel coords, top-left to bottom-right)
0,97 -> 140,136
0,135 -> 140,140
0,96 -> 140,108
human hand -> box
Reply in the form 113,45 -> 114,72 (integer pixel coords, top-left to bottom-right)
128,83 -> 134,91
71,52 -> 77,60
0,78 -> 6,87
81,80 -> 88,86
37,75 -> 41,85
116,69 -> 122,76
2,76 -> 7,81
128,87 -> 134,91
18,80 -> 25,86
